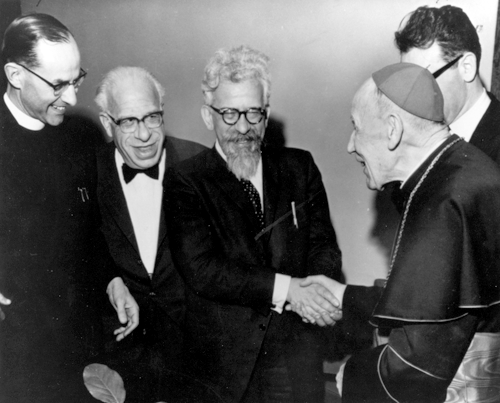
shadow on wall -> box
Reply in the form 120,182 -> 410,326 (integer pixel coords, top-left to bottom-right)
264,116 -> 286,148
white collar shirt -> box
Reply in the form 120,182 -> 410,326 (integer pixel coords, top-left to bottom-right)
449,89 -> 490,142
4,93 -> 45,131
115,148 -> 166,276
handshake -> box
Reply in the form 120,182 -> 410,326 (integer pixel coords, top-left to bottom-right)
285,275 -> 347,327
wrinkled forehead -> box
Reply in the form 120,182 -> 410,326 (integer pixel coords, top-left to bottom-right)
108,78 -> 161,115
213,78 -> 265,106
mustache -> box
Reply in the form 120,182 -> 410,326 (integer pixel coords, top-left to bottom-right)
227,131 -> 262,143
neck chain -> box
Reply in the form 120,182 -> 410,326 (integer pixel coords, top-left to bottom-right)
387,137 -> 462,280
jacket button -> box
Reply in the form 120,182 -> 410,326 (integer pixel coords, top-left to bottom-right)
137,260 -> 142,265
259,324 -> 266,331
142,328 -> 147,335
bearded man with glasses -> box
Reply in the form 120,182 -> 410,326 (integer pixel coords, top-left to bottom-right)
94,66 -> 206,403
0,13 -> 139,402
165,45 -> 342,403
395,5 -> 500,164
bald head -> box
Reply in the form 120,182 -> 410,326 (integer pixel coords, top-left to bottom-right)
95,66 -> 166,170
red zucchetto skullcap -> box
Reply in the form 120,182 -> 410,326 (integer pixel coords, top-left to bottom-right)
372,63 -> 444,122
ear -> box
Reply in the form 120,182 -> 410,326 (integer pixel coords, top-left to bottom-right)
99,113 -> 114,140
201,105 -> 214,130
4,63 -> 23,89
387,113 -> 403,151
459,52 -> 478,83
264,105 -> 271,128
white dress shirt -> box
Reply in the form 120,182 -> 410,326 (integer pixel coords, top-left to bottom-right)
449,89 -> 490,141
215,141 -> 291,313
4,93 -> 44,131
115,149 -> 165,276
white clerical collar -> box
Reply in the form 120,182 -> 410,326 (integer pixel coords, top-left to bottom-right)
449,89 -> 490,142
4,93 -> 45,131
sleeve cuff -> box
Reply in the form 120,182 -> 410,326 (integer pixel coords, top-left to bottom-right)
271,274 -> 291,314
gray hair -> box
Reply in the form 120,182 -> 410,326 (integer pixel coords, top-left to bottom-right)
201,45 -> 271,106
94,66 -> 165,112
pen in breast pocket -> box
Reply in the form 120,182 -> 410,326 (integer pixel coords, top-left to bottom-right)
291,201 -> 298,229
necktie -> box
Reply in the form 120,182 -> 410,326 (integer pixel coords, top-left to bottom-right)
122,163 -> 159,184
241,179 -> 265,229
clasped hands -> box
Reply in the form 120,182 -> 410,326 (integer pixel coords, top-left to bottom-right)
285,275 -> 346,327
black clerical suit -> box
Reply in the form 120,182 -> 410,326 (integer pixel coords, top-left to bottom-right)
0,99 -> 117,403
468,92 -> 500,165
341,136 -> 500,403
166,146 -> 342,402
96,136 -> 205,402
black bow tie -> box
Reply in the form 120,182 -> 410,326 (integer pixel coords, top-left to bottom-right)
122,163 -> 159,184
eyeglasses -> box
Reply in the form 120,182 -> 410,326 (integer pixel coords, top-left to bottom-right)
19,63 -> 87,96
208,105 -> 267,125
106,111 -> 164,133
432,55 -> 463,78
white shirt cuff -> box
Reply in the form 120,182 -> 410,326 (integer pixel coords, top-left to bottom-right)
271,274 -> 291,314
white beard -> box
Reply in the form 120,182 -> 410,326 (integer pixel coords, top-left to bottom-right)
222,138 -> 262,180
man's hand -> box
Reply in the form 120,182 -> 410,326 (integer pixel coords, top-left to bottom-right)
0,292 -> 11,321
106,277 -> 139,341
300,275 -> 347,309
286,278 -> 342,327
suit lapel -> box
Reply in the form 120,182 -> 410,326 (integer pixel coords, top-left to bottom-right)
99,144 -> 140,254
157,139 -> 181,253
155,137 -> 183,271
262,151 -> 280,229
207,148 -> 264,231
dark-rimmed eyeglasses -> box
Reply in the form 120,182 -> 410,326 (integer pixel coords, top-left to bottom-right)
432,55 -> 463,79
208,105 -> 267,125
106,111 -> 164,133
19,63 -> 87,96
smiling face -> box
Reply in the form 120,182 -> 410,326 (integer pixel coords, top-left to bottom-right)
348,80 -> 395,191
202,79 -> 269,179
102,77 -> 165,170
17,37 -> 81,126
401,42 -> 466,124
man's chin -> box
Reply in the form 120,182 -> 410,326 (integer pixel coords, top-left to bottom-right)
45,115 -> 65,126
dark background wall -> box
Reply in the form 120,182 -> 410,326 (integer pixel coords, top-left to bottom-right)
6,0 -> 499,285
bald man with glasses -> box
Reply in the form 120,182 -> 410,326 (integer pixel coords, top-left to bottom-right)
395,5 -> 500,164
94,65 -> 206,403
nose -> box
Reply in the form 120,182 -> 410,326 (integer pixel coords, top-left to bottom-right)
135,120 -> 152,142
60,85 -> 77,106
347,131 -> 355,154
234,113 -> 250,134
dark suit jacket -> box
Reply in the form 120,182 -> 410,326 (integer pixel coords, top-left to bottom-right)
166,146 -> 342,402
0,99 -> 117,402
97,136 -> 206,353
468,92 -> 500,164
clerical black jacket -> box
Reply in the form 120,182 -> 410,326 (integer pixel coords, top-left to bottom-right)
0,99 -> 117,402
342,135 -> 500,403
